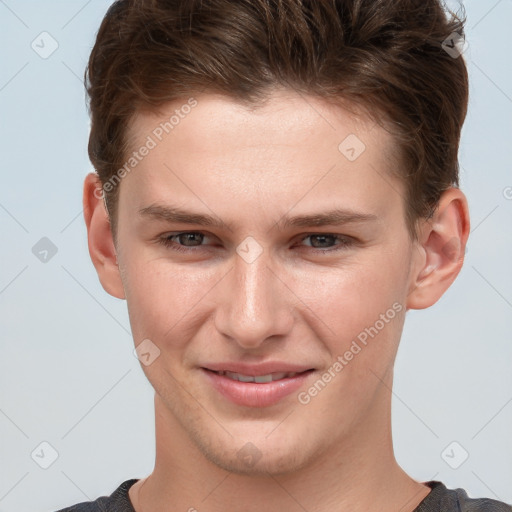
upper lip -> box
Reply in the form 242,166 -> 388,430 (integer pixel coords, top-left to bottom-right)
202,362 -> 314,376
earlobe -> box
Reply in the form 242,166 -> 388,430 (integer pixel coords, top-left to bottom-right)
406,188 -> 470,310
83,172 -> 126,300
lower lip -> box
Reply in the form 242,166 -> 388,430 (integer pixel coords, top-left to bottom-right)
202,368 -> 314,408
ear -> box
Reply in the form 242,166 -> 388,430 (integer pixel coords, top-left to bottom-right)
406,187 -> 470,310
83,172 -> 125,299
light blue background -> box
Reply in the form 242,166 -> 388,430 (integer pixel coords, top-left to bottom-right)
1,1 -> 511,510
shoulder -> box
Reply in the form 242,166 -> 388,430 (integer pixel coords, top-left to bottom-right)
421,481 -> 512,512
453,487 -> 512,512
53,479 -> 139,512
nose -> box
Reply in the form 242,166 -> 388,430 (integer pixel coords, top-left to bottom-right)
214,248 -> 294,350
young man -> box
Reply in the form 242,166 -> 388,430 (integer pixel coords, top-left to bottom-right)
57,0 -> 510,511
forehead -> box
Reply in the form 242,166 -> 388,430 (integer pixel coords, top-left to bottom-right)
120,90 -> 404,223
127,89 -> 390,154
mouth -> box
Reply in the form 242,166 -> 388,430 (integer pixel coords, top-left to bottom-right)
209,369 -> 306,383
201,367 -> 315,407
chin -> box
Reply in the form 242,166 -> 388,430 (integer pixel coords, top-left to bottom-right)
206,447 -> 310,477
192,428 -> 317,477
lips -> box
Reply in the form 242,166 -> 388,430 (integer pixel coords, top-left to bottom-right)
213,370 -> 300,383
201,364 -> 315,407
203,361 -> 313,376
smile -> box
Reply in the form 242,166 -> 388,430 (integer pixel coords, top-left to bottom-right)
213,371 -> 299,383
202,368 -> 314,407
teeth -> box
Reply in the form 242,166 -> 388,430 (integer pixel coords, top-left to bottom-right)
218,371 -> 298,382
236,372 -> 255,383
254,374 -> 273,383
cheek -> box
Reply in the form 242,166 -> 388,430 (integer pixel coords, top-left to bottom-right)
296,247 -> 410,336
295,256 -> 409,414
121,253 -> 219,346
121,233 -> 412,356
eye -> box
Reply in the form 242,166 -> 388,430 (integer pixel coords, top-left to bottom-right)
156,231 -> 355,254
298,233 -> 355,252
157,231 -> 212,253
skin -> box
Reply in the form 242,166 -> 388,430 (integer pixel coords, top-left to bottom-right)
83,89 -> 470,512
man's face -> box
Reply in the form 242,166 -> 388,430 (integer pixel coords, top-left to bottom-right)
114,89 -> 420,475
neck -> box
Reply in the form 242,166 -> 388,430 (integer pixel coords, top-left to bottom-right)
130,393 -> 430,512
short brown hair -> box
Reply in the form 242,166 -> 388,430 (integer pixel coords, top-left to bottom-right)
85,0 -> 469,239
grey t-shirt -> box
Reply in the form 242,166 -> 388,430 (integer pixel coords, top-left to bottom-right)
55,479 -> 512,511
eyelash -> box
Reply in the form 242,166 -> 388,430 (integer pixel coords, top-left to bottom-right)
156,231 -> 355,254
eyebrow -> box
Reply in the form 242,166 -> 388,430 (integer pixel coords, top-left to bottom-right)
138,204 -> 378,231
